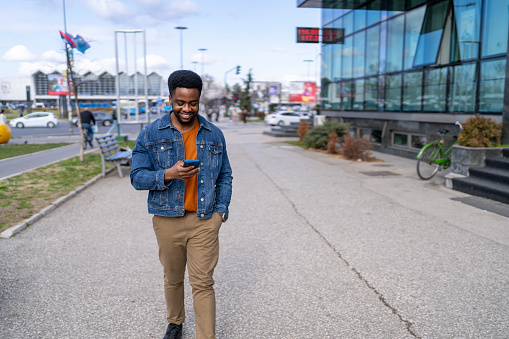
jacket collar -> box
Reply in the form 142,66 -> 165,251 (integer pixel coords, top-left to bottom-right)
158,111 -> 212,131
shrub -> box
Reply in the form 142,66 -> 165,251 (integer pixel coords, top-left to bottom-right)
457,114 -> 503,147
297,120 -> 310,141
327,130 -> 339,154
303,122 -> 349,149
341,134 -> 372,161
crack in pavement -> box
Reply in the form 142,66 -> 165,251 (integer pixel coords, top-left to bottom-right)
245,150 -> 421,338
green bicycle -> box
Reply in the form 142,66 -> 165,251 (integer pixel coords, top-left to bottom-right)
416,121 -> 462,180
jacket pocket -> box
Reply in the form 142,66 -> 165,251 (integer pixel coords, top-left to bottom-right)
208,144 -> 222,169
152,142 -> 173,168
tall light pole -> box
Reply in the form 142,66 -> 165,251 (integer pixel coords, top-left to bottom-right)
198,48 -> 207,78
174,26 -> 187,69
303,59 -> 314,81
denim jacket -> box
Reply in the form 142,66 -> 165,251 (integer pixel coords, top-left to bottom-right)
130,113 -> 233,219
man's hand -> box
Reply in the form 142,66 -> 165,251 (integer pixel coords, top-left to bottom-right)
164,161 -> 200,182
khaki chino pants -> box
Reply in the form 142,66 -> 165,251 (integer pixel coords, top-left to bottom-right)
153,212 -> 222,339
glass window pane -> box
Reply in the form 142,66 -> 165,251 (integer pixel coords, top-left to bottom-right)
482,0 -> 509,57
367,0 -> 383,26
331,82 -> 340,109
331,44 -> 342,82
411,135 -> 427,148
448,63 -> 477,112
385,74 -> 402,111
408,0 -> 426,9
413,1 -> 448,67
353,79 -> 365,110
353,31 -> 366,77
354,7 -> 367,32
479,59 -> 506,113
340,82 -> 354,110
342,36 -> 353,79
365,77 -> 378,110
343,11 -> 354,36
366,25 -> 380,76
451,0 -> 481,61
423,68 -> 447,112
322,44 -> 333,83
386,15 -> 405,72
404,6 -> 426,70
321,82 -> 331,109
322,8 -> 333,25
403,72 -> 423,111
388,0 -> 405,18
371,129 -> 382,143
393,133 -> 408,146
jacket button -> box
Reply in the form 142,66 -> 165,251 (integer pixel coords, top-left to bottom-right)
201,214 -> 204,217
200,145 -> 203,148
201,180 -> 204,183
200,198 -> 204,202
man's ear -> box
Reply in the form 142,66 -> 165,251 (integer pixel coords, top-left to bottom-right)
168,94 -> 173,106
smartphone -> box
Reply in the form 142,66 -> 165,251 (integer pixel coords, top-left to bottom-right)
183,160 -> 200,168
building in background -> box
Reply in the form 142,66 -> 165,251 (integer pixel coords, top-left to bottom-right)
298,0 -> 509,158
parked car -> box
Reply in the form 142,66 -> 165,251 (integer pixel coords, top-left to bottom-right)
72,111 -> 114,127
265,111 -> 304,126
9,112 -> 59,128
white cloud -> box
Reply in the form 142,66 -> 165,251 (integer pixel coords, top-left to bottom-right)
42,50 -> 67,63
271,47 -> 287,53
18,61 -> 64,76
3,45 -> 37,61
85,0 -> 198,26
85,0 -> 132,21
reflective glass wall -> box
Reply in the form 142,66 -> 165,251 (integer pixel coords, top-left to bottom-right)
321,0 -> 509,114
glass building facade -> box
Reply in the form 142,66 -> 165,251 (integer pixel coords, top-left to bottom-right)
299,0 -> 509,156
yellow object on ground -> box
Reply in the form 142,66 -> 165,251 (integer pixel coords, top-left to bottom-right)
0,114 -> 11,143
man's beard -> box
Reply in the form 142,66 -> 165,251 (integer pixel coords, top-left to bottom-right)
174,111 -> 197,125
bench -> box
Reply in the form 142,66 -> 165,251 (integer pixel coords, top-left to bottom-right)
95,133 -> 133,177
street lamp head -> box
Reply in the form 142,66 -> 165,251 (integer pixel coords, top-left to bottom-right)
175,26 -> 188,30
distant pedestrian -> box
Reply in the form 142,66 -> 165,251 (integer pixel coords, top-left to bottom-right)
241,107 -> 248,123
130,70 -> 233,339
80,109 -> 96,147
17,104 -> 24,117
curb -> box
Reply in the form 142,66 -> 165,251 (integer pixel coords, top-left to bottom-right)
0,167 -> 116,239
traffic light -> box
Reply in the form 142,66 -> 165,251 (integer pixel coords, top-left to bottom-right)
233,92 -> 239,102
235,65 -> 241,75
221,97 -> 226,104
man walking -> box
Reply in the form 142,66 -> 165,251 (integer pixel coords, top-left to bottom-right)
80,109 -> 96,147
130,70 -> 233,339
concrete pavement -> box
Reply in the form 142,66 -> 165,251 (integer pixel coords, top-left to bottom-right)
1,123 -> 508,338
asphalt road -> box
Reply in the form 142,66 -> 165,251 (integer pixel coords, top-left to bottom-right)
1,124 -> 508,338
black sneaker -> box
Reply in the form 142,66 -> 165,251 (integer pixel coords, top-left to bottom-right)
88,140 -> 93,148
163,323 -> 182,339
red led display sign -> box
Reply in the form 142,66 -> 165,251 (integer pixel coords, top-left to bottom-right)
296,27 -> 319,43
323,28 -> 345,44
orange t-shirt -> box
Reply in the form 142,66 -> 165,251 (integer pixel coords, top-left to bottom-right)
183,121 -> 199,211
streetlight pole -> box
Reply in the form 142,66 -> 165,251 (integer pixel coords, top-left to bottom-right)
198,48 -> 207,78
174,26 -> 187,70
303,59 -> 314,81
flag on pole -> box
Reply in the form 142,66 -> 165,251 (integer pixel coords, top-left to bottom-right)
74,35 -> 91,54
59,30 -> 76,48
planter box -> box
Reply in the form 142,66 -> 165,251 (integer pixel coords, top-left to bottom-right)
451,145 -> 507,176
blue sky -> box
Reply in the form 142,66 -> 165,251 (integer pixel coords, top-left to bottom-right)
0,0 -> 321,87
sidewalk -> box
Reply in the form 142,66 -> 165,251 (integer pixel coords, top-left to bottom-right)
1,125 -> 508,338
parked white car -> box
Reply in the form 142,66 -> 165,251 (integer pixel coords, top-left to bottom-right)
264,111 -> 311,126
9,112 -> 59,128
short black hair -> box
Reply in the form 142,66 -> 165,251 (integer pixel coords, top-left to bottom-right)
167,70 -> 203,98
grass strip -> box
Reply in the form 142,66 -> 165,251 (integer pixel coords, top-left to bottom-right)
0,140 -> 135,232
0,143 -> 71,160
